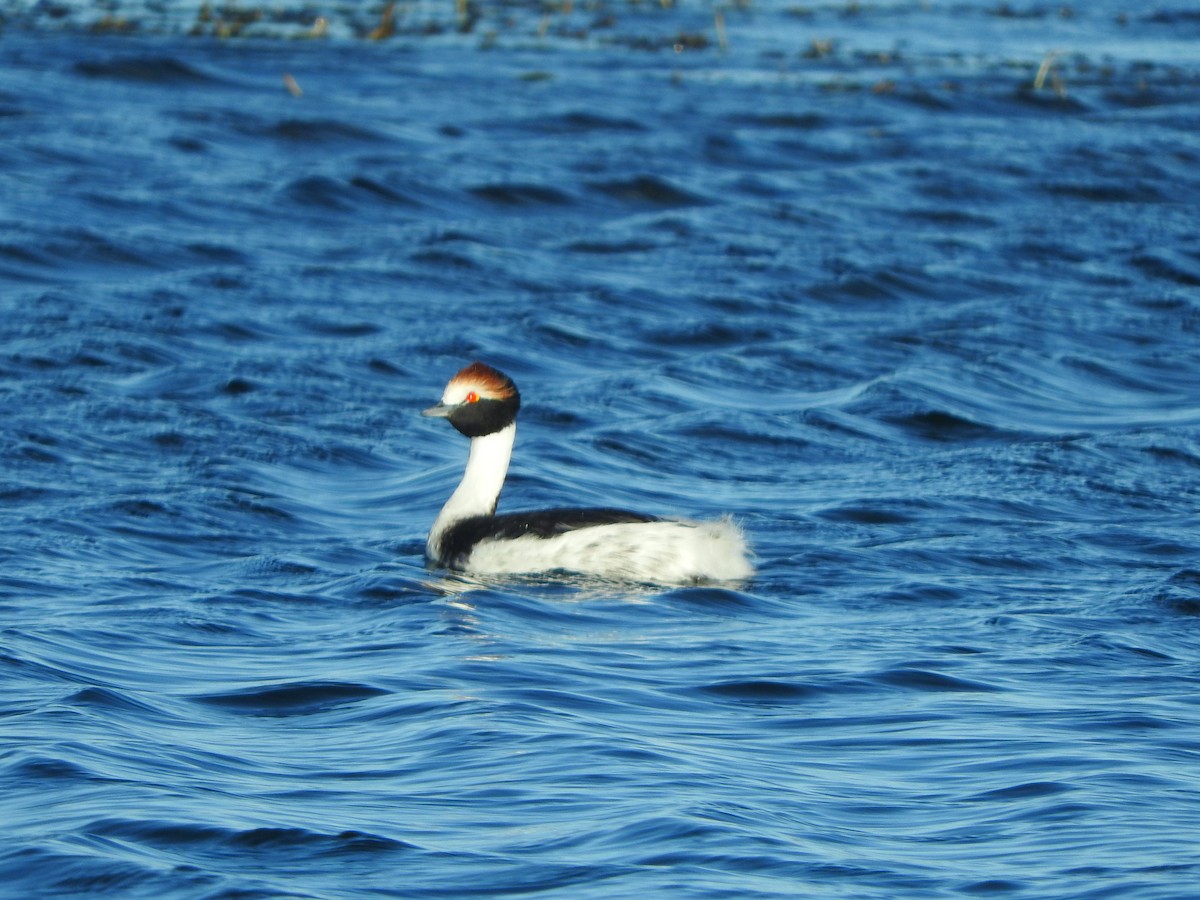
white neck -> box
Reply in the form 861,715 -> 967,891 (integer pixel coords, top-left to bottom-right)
428,423 -> 516,558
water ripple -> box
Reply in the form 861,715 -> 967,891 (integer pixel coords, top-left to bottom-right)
3,9 -> 1200,899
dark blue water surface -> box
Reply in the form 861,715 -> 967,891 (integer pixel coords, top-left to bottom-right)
3,1 -> 1200,897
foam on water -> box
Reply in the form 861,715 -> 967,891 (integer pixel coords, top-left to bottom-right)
2,3 -> 1200,898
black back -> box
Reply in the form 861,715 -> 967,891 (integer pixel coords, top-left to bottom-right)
437,507 -> 661,569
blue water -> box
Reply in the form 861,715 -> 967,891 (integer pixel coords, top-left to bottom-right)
3,2 -> 1200,897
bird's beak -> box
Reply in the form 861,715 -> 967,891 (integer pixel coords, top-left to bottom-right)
422,403 -> 453,418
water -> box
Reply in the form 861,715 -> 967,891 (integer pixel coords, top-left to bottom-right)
2,2 -> 1200,897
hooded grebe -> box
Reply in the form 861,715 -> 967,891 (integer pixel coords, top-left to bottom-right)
423,361 -> 753,584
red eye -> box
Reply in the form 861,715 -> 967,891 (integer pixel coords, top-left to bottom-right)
465,391 -> 479,403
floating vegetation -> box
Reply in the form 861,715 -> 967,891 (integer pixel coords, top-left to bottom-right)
0,0 -> 1194,109
0,0 -> 699,42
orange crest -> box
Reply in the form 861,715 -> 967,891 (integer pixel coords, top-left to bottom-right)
447,361 -> 518,402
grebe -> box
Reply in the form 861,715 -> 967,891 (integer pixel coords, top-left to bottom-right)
423,361 -> 753,584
